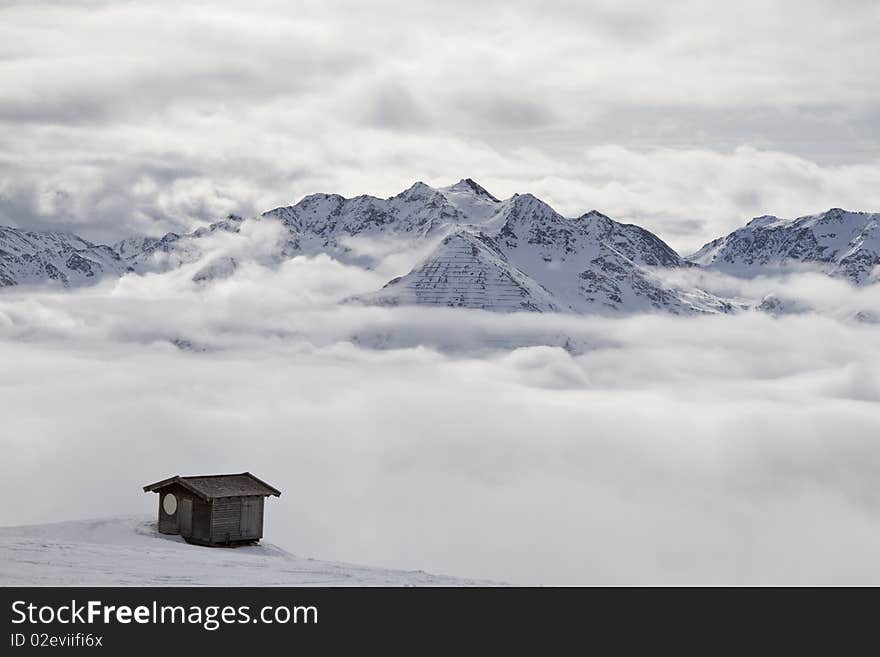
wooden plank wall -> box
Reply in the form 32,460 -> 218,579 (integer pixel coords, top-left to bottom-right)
192,499 -> 211,542
210,496 -> 265,542
157,483 -> 193,535
210,497 -> 243,543
254,497 -> 264,539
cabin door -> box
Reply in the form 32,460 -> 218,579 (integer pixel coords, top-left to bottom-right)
178,498 -> 193,538
240,498 -> 258,538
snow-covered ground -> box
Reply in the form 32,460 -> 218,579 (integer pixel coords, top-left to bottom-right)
0,517 -> 488,586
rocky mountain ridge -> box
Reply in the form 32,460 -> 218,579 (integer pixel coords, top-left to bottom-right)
2,180 -> 877,317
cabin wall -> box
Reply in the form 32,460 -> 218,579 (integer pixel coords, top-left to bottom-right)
209,496 -> 264,543
240,497 -> 264,540
157,495 -> 177,534
255,497 -> 265,539
157,483 -> 182,534
210,498 -> 241,543
156,483 -> 201,536
191,499 -> 212,543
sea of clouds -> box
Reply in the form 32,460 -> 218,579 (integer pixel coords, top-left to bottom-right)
2,0 -> 879,585
1,225 -> 879,584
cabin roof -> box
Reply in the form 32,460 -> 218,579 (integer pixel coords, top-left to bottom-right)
143,472 -> 281,501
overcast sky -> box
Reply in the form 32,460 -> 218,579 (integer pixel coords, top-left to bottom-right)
1,0 -> 879,252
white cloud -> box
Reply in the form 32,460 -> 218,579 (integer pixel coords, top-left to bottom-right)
2,0 -> 879,586
1,0 -> 878,248
1,253 -> 880,584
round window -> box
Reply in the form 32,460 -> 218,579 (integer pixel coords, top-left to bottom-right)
163,493 -> 178,515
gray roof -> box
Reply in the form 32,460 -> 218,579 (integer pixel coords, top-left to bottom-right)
143,472 -> 281,500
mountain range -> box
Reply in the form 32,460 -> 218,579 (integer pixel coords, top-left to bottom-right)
2,179 -> 878,315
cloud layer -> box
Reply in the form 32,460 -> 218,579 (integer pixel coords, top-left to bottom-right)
1,248 -> 879,584
2,0 -> 879,585
1,0 -> 879,252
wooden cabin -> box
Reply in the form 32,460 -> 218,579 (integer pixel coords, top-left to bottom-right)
143,472 -> 281,546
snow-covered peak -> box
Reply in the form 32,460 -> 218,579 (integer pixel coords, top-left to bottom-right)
578,210 -> 614,222
744,214 -> 781,228
347,183 -> 727,316
436,179 -> 501,223
1,179 -> 722,314
394,181 -> 440,202
746,208 -> 870,231
355,229 -> 560,312
7,178 -> 876,318
689,208 -> 880,284
487,193 -> 562,231
439,178 -> 501,202
1,224 -> 128,287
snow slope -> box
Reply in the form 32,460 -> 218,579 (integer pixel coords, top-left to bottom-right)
360,192 -> 732,315
358,230 -> 562,312
1,179 -> 731,314
436,177 -> 502,222
0,517 -> 486,586
688,208 -> 880,285
484,198 -> 730,314
0,226 -> 130,287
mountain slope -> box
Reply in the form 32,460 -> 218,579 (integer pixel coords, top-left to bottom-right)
0,516 -> 487,586
359,188 -> 731,315
260,182 -> 477,267
113,215 -> 246,274
6,181 -> 873,314
436,177 -> 502,221
357,230 -> 560,312
689,208 -> 880,285
110,182 -> 480,275
483,196 -> 729,314
0,226 -> 130,287
0,180 -> 735,314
